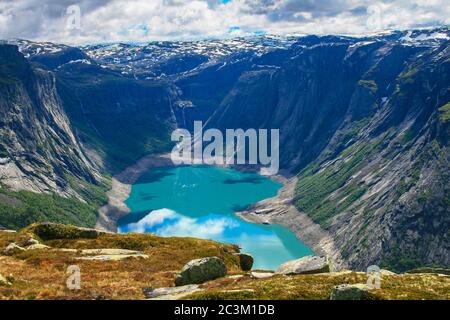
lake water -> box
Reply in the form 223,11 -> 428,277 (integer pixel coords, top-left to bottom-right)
118,165 -> 313,270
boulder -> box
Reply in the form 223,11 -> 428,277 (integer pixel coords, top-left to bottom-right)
330,284 -> 371,300
250,272 -> 275,279
4,243 -> 26,255
175,257 -> 227,286
27,222 -> 107,241
380,269 -> 397,276
26,243 -> 50,250
234,253 -> 254,271
277,256 -> 331,275
80,249 -> 143,255
144,285 -> 201,300
77,248 -> 148,261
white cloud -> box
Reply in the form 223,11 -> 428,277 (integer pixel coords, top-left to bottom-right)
120,208 -> 239,239
120,208 -> 179,233
0,0 -> 449,44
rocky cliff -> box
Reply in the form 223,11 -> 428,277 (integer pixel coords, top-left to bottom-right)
0,43 -> 180,229
0,29 -> 448,271
203,33 -> 450,271
0,44 -> 98,195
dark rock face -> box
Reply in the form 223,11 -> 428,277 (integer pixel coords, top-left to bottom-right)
234,253 -> 254,271
175,257 -> 227,286
56,64 -> 178,171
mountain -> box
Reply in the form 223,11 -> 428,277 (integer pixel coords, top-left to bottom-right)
0,44 -> 109,229
200,30 -> 450,271
0,27 -> 448,271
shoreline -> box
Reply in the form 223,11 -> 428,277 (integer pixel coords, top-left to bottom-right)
96,153 -> 174,232
96,154 -> 343,268
236,176 -> 345,270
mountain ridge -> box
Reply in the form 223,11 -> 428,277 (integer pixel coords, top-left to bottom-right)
0,27 -> 448,271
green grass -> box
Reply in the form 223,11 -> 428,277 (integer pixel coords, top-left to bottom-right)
380,246 -> 424,273
295,137 -> 384,227
438,101 -> 450,123
340,118 -> 370,144
399,67 -> 418,84
0,183 -> 105,230
0,144 -> 8,158
358,80 -> 378,94
400,129 -> 416,144
65,174 -> 111,208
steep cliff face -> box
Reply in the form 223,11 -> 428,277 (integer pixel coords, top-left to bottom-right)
0,44 -> 97,195
0,43 -> 178,229
294,42 -> 450,271
13,40 -> 179,172
0,45 -> 109,229
204,36 -> 450,271
56,62 -> 178,171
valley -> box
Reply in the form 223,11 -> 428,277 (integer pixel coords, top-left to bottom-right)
0,27 -> 449,276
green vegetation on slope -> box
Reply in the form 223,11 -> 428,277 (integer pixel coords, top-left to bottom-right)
438,101 -> 450,123
358,80 -> 378,94
65,174 -> 111,208
0,176 -> 110,230
294,137 -> 384,228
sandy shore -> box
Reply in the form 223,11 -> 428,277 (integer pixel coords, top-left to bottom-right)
236,176 -> 345,269
96,153 -> 174,232
96,154 -> 343,268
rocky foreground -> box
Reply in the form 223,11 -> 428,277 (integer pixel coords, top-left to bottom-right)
0,223 -> 448,300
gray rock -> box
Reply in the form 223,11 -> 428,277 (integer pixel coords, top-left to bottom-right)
380,269 -> 397,276
76,248 -> 148,261
144,285 -> 201,300
330,284 -> 370,300
4,243 -> 26,255
277,256 -> 331,275
175,257 -> 227,286
234,253 -> 254,271
26,243 -> 50,250
250,272 -> 275,279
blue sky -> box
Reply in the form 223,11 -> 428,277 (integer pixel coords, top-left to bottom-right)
0,0 -> 449,44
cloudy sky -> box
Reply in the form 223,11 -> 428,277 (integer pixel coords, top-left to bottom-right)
0,0 -> 449,44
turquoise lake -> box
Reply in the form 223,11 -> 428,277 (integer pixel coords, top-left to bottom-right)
118,165 -> 313,270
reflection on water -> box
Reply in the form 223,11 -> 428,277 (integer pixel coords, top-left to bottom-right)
118,166 -> 313,270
